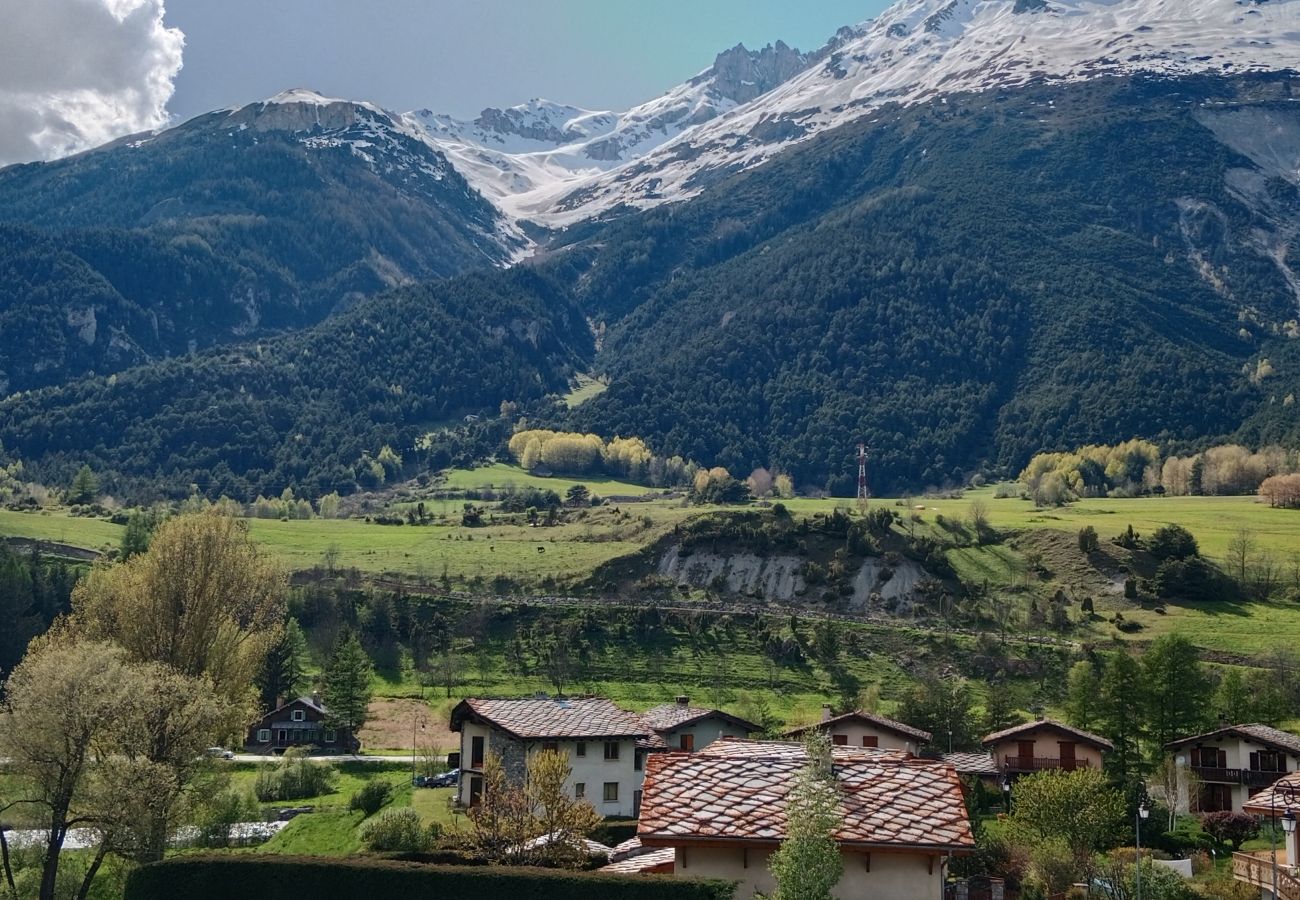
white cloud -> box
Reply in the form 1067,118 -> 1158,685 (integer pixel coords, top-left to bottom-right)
0,0 -> 184,166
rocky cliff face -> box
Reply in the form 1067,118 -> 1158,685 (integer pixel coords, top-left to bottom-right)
695,41 -> 813,105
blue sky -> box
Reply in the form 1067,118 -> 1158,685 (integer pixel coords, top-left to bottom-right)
164,1 -> 889,121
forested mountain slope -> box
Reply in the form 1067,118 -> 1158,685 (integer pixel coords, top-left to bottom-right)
0,269 -> 587,500
563,74 -> 1300,492
0,91 -> 522,393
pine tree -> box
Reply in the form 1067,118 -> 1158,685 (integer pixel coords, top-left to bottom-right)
68,464 -> 98,504
1142,634 -> 1211,752
981,682 -> 1023,735
1064,661 -> 1102,732
324,631 -> 373,735
259,619 -> 309,709
1097,651 -> 1146,785
119,509 -> 155,560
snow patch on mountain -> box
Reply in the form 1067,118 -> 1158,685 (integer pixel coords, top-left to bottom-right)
525,0 -> 1300,226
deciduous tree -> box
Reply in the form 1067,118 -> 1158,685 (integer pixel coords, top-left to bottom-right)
769,732 -> 843,900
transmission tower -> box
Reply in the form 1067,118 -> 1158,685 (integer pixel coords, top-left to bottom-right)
856,443 -> 871,501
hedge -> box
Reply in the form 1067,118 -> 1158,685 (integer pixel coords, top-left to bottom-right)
124,855 -> 736,900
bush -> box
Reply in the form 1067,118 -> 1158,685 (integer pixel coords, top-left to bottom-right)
1199,811 -> 1259,850
125,856 -> 737,900
254,752 -> 337,802
1148,525 -> 1199,561
349,780 -> 393,816
360,808 -> 435,852
1078,526 -> 1099,554
1153,557 -> 1232,602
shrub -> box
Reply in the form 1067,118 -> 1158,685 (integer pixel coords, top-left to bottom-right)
349,780 -> 393,816
1148,525 -> 1198,561
1077,526 -> 1099,554
1199,811 -> 1259,850
254,752 -> 336,802
125,855 -> 739,900
360,808 -> 435,852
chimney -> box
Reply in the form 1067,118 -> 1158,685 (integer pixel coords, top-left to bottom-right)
311,691 -> 322,707
822,704 -> 833,722
675,695 -> 690,707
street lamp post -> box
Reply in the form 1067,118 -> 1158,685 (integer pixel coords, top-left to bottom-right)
1001,777 -> 1012,814
411,713 -> 427,786
1135,798 -> 1150,900
1270,783 -> 1296,899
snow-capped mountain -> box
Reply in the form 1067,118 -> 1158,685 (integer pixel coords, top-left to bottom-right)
457,0 -> 1300,227
402,38 -> 845,221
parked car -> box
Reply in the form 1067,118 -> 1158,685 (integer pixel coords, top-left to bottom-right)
428,768 -> 460,788
205,747 -> 235,759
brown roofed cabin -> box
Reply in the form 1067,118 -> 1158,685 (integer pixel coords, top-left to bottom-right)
783,705 -> 931,756
245,695 -> 356,755
638,696 -> 761,752
982,718 -> 1112,777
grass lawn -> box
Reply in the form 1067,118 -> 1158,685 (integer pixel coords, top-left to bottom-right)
223,761 -> 412,813
562,374 -> 609,408
409,787 -> 461,832
440,462 -> 656,497
258,810 -> 365,855
0,508 -> 123,551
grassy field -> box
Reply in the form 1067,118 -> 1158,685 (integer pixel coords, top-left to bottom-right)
562,373 -> 609,408
441,461 -> 656,497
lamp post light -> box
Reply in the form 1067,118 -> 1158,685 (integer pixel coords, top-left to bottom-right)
1135,798 -> 1150,900
1001,777 -> 1012,814
411,712 -> 427,786
1270,783 -> 1297,899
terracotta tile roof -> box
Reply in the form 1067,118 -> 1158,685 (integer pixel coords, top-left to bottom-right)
943,752 -> 1000,777
1165,724 -> 1300,756
982,719 -> 1113,752
640,703 -> 760,735
450,697 -> 649,740
1243,772 -> 1300,815
598,848 -> 676,874
637,740 -> 974,852
784,710 -> 933,743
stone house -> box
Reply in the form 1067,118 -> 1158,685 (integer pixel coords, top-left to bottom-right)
1165,723 -> 1300,813
636,739 -> 974,899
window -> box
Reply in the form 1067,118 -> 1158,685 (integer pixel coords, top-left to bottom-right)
575,742 -> 587,757
634,751 -> 644,772
257,729 -> 271,743
542,741 -> 559,753
862,736 -> 879,748
603,782 -> 619,803
832,734 -> 848,746
469,776 -> 483,807
680,734 -> 695,752
291,709 -> 305,722
604,741 -> 620,761
575,782 -> 586,799
471,736 -> 485,768
324,729 -> 336,744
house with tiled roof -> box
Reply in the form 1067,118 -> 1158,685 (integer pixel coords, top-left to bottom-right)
982,718 -> 1112,777
449,697 -> 653,817
783,705 -> 932,755
639,696 -> 761,752
1165,723 -> 1300,813
636,739 -> 974,899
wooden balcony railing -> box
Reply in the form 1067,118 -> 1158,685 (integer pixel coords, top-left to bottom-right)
1001,756 -> 1094,773
1191,766 -> 1287,787
1232,851 -> 1300,900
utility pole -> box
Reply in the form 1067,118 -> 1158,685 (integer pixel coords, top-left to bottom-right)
856,444 -> 871,501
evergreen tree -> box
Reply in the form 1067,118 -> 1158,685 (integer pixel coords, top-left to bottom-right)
119,509 -> 156,560
259,619 -> 309,710
564,483 -> 590,507
900,675 -> 977,751
68,464 -> 98,504
1142,635 -> 1211,753
1097,652 -> 1146,785
982,682 -> 1023,735
1064,661 -> 1102,732
324,630 -> 374,735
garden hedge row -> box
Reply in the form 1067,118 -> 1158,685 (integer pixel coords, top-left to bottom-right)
125,855 -> 736,900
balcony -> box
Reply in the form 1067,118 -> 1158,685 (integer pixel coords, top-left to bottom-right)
1190,766 -> 1287,788
1232,851 -> 1300,900
1001,756 -> 1093,773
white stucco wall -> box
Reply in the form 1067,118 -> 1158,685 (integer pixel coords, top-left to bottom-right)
673,845 -> 944,900
824,721 -> 922,755
455,726 -> 644,817
1170,738 -> 1299,813
988,730 -> 1104,771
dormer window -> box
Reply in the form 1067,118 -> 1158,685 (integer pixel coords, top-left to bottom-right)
291,709 -> 305,722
